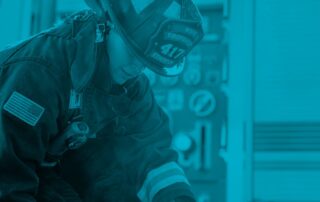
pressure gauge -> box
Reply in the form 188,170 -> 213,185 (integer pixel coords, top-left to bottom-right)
189,90 -> 216,117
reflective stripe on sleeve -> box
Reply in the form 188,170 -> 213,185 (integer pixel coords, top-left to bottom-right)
137,162 -> 190,202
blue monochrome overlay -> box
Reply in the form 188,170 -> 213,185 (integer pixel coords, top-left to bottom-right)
2,0 -> 320,202
0,0 -> 204,201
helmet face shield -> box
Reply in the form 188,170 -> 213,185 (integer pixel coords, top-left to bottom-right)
88,0 -> 204,76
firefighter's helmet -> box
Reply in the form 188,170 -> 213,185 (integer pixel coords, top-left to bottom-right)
85,0 -> 204,76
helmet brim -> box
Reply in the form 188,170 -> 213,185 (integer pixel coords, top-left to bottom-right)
100,0 -> 204,76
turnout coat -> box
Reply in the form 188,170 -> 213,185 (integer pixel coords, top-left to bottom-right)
0,10 -> 194,202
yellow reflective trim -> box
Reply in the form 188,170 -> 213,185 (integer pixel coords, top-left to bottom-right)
137,162 -> 189,202
149,175 -> 190,201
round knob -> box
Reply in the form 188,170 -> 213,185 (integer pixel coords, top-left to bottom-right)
173,133 -> 194,153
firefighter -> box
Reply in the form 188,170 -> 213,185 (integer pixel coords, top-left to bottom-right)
0,0 -> 204,201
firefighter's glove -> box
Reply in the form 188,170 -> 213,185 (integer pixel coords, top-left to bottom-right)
43,122 -> 89,167
65,122 -> 89,150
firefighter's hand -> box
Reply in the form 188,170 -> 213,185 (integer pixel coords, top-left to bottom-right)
47,122 -> 89,156
42,122 -> 90,168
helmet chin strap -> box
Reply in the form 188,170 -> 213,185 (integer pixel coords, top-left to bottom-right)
88,0 -> 113,43
87,0 -> 109,21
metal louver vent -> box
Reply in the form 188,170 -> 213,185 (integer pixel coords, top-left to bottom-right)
254,123 -> 320,201
254,123 -> 320,151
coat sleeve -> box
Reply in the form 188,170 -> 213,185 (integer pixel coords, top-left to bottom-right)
112,75 -> 195,202
0,61 -> 67,201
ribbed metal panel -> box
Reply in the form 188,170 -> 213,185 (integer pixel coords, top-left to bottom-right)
253,0 -> 320,200
253,123 -> 320,201
254,123 -> 320,151
254,151 -> 320,201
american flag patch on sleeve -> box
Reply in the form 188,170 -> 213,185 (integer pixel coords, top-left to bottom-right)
3,91 -> 45,126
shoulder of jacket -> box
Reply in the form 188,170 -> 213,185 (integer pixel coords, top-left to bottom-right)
0,37 -> 35,67
43,9 -> 98,40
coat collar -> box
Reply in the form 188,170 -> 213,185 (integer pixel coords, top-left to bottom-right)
70,12 -> 103,92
